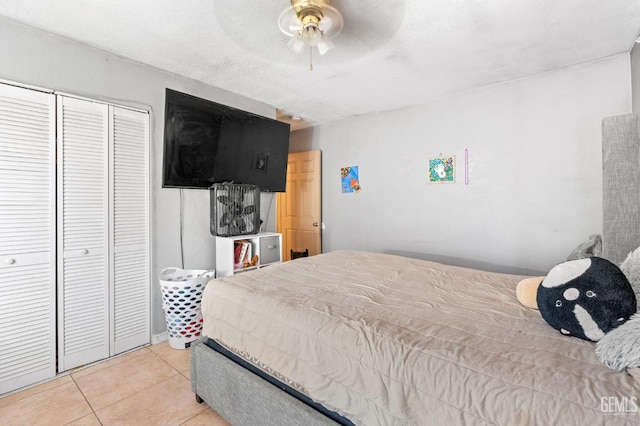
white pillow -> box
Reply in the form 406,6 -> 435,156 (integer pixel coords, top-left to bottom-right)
619,247 -> 640,311
595,313 -> 640,371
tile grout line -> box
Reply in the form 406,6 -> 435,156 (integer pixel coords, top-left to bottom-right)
69,347 -> 153,382
101,374 -> 207,425
148,346 -> 210,425
68,374 -> 104,426
148,346 -> 192,381
179,407 -> 207,426
64,350 -> 149,416
66,347 -> 157,424
2,343 -> 195,425
0,372 -> 74,406
148,347 -> 182,376
81,346 -> 190,422
79,349 -> 177,416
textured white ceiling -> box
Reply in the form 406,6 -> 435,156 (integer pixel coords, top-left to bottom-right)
0,0 -> 639,128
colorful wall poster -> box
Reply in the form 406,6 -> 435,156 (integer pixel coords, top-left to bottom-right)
428,156 -> 455,183
341,166 -> 361,193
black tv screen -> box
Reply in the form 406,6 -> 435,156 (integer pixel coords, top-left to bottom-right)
162,89 -> 290,191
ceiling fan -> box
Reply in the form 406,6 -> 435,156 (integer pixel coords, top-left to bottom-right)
278,0 -> 344,69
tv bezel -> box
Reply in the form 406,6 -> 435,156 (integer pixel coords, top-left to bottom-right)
162,88 -> 290,192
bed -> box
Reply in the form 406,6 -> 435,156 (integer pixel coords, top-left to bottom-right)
190,114 -> 640,425
191,250 -> 638,425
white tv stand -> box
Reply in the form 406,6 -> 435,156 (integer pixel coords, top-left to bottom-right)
215,232 -> 282,278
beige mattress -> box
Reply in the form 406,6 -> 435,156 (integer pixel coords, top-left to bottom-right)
201,250 -> 639,425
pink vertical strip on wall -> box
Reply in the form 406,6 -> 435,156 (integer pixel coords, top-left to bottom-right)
464,148 -> 469,185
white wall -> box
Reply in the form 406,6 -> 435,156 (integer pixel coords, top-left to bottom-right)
0,17 -> 277,336
291,55 -> 632,275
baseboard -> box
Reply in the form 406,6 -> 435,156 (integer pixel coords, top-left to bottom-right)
151,332 -> 168,345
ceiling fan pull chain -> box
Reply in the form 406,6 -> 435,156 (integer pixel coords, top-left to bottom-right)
309,46 -> 313,71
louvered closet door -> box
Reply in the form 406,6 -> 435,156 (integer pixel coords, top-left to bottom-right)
0,84 -> 56,394
110,106 -> 149,354
57,97 -> 109,371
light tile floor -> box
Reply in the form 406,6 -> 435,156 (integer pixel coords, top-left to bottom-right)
0,341 -> 230,426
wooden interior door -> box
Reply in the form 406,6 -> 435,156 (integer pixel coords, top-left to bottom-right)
277,150 -> 322,261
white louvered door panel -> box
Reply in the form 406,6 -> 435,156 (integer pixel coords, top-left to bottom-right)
110,107 -> 150,355
0,84 -> 56,394
57,97 -> 110,371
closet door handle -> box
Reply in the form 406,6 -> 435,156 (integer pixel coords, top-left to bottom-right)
81,249 -> 89,255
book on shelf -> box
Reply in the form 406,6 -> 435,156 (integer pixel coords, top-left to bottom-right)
234,242 -> 243,265
245,243 -> 252,265
234,240 -> 252,269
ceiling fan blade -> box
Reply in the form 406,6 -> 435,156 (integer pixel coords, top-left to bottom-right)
287,35 -> 306,53
217,195 -> 229,205
317,36 -> 333,56
243,205 -> 257,215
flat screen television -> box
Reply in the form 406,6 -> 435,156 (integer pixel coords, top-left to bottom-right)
162,88 -> 291,191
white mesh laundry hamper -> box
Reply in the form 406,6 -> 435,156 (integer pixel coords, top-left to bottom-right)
159,267 -> 215,349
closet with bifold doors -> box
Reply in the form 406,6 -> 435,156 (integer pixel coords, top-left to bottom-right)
0,83 -> 150,395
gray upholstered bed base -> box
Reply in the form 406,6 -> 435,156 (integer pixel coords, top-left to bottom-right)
190,339 -> 339,426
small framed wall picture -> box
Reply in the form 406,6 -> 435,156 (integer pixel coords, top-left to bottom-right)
341,166 -> 361,193
428,155 -> 455,184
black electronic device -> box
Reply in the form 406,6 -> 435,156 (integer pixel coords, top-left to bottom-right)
162,89 -> 290,191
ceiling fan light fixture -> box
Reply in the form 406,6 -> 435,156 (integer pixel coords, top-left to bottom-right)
278,0 -> 343,64
302,21 -> 322,46
294,1 -> 324,23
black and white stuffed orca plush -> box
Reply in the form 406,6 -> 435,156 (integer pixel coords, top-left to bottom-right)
537,257 -> 637,341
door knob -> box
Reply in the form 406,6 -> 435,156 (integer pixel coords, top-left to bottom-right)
5,258 -> 15,265
312,222 -> 319,227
